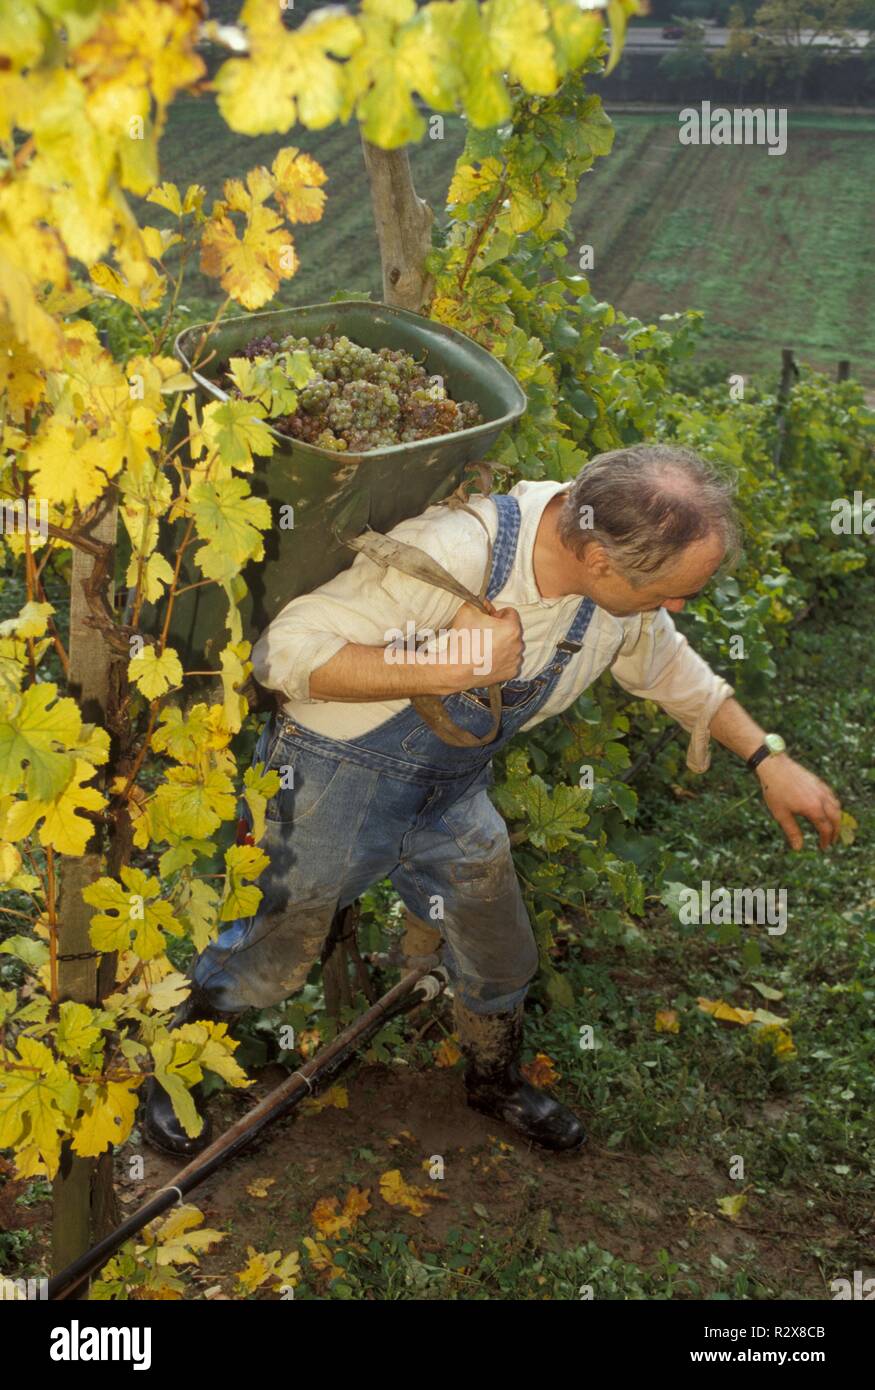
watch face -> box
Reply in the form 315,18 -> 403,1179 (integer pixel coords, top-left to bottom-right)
765,733 -> 786,755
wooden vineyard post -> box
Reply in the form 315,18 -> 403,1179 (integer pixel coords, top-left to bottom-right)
361,137 -> 435,313
51,492 -> 121,1287
773,347 -> 799,468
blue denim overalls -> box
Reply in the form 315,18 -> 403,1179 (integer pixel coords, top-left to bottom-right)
194,495 -> 597,1016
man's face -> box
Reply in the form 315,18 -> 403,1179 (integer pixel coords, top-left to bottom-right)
578,533 -> 727,618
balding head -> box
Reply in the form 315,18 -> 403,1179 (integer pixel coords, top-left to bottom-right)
557,443 -> 741,589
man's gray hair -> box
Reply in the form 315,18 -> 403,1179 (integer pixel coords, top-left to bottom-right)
557,443 -> 741,588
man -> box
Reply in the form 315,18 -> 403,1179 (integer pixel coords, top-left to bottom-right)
145,444 -> 843,1156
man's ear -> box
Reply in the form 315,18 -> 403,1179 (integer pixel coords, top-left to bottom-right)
583,542 -> 613,580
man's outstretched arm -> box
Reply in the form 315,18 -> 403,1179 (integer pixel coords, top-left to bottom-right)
609,608 -> 843,851
708,696 -> 842,851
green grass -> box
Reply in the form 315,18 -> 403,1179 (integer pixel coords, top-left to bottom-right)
578,113 -> 875,386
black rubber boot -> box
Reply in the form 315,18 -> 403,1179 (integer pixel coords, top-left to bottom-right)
454,998 -> 586,1153
142,981 -> 240,1158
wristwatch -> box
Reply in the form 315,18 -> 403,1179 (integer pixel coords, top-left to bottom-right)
747,732 -> 786,772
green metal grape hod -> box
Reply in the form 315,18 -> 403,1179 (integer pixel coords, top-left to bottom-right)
154,301 -> 527,670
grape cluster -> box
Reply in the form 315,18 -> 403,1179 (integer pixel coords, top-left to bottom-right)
228,329 -> 482,454
238,333 -> 282,360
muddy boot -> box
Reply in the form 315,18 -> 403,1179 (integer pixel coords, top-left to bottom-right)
142,981 -> 240,1158
454,998 -> 586,1153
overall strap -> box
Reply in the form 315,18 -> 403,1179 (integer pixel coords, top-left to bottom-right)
556,596 -> 597,658
486,493 -> 522,602
529,596 -> 597,682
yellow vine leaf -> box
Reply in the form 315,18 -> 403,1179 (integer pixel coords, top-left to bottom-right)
219,641 -> 251,735
198,402 -> 275,473
143,1203 -> 226,1266
73,0 -> 206,111
90,258 -> 166,311
753,1024 -> 797,1060
0,935 -> 49,971
221,843 -> 269,921
839,812 -> 858,846
378,1168 -> 440,1217
448,158 -> 504,208
0,324 -> 45,419
177,878 -> 220,954
0,683 -> 81,800
143,970 -> 191,1015
84,866 -> 185,961
486,0 -> 558,95
235,1245 -> 301,1293
23,418 -> 126,510
130,550 -> 175,604
716,1192 -> 749,1222
246,1177 -> 276,1199
312,1186 -> 371,1239
150,1021 -> 252,1138
0,988 -> 19,1025
434,1036 -> 462,1068
72,1077 -> 140,1157
301,1083 -> 349,1115
243,763 -> 281,845
271,147 -> 327,224
0,1035 -> 80,1179
214,2 -> 360,136
148,764 -> 237,842
54,1001 -> 105,1064
0,841 -> 23,882
5,757 -> 105,856
697,997 -> 757,1026
654,1009 -> 680,1034
520,1052 -> 559,1087
0,602 -> 54,640
128,645 -> 183,700
200,203 -> 298,310
190,477 -> 272,580
302,1236 -> 344,1281
605,0 -> 634,74
344,0 -> 435,148
152,703 -> 231,763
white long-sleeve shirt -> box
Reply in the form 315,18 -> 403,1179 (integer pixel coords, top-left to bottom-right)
252,480 -> 735,772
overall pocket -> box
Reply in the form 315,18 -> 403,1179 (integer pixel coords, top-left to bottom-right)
400,690 -> 502,756
263,736 -> 344,826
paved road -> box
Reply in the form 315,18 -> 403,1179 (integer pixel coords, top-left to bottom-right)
625,25 -> 871,54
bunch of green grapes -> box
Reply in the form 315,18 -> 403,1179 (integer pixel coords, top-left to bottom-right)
239,328 -> 482,452
298,376 -> 338,414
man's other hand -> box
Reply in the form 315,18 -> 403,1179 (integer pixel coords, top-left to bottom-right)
756,755 -> 843,851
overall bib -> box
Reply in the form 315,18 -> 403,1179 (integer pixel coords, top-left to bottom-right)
194,495 -> 597,1016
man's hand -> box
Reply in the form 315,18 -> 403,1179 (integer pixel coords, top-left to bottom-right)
308,602 -> 524,701
756,754 -> 842,851
447,601 -> 524,688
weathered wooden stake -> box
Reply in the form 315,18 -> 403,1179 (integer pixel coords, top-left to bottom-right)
51,492 -> 120,1286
